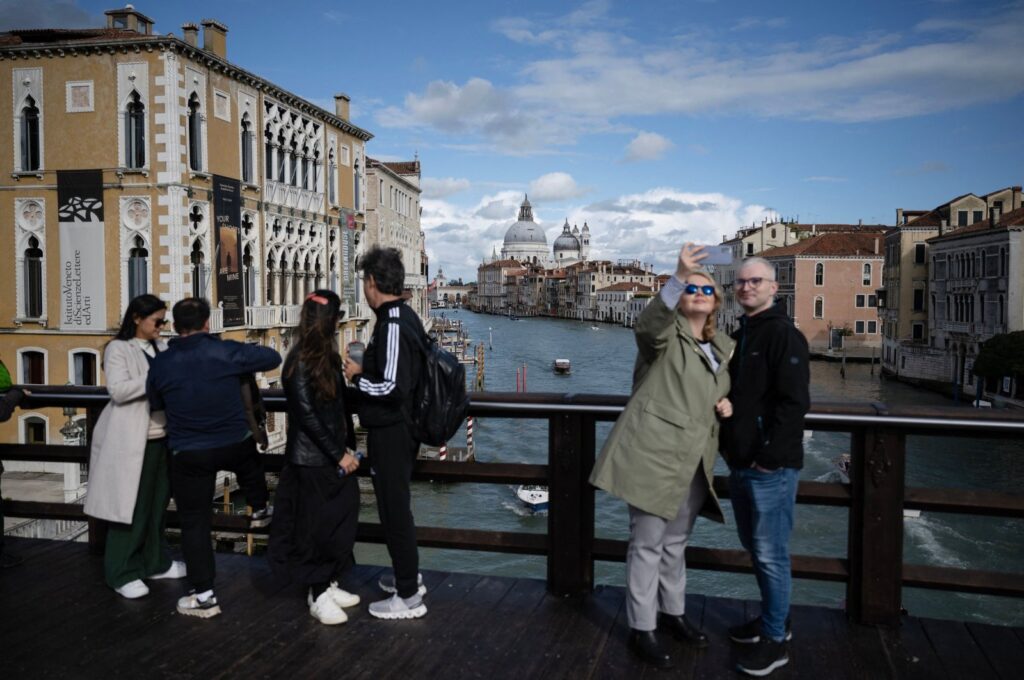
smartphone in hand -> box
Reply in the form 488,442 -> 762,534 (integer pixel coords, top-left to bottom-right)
697,245 -> 733,266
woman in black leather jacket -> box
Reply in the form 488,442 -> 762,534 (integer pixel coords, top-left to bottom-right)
268,289 -> 362,625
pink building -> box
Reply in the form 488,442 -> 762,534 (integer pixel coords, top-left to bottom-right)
763,232 -> 886,352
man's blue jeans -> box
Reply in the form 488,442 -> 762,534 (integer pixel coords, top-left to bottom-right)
729,466 -> 799,642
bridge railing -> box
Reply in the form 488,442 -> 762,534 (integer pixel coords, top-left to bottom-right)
2,386 -> 1023,625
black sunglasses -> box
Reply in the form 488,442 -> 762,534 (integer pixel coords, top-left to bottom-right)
684,284 -> 715,296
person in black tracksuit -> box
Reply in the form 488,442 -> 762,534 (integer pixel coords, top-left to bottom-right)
344,247 -> 427,620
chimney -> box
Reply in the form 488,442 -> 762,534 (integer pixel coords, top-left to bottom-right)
334,93 -> 351,120
990,206 -> 1001,227
858,218 -> 863,227
940,218 -> 948,236
200,19 -> 228,59
182,22 -> 199,47
896,208 -> 904,225
874,237 -> 879,254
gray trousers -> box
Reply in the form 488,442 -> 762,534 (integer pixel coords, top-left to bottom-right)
626,472 -> 708,631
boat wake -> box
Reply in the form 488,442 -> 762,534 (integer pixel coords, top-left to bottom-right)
904,516 -> 968,568
502,500 -> 546,517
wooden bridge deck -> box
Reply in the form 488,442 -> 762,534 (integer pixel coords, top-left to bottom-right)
0,537 -> 1021,679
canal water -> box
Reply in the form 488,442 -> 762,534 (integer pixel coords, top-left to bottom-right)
353,309 -> 1024,625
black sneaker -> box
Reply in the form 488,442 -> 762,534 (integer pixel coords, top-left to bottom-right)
737,639 -> 789,677
250,506 -> 273,528
728,616 -> 792,644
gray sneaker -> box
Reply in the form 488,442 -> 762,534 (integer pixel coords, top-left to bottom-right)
368,593 -> 427,620
378,572 -> 426,596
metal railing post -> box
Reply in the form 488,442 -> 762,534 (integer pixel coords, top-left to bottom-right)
847,404 -> 906,625
546,413 -> 595,596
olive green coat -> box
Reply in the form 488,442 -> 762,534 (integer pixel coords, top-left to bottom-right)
589,294 -> 734,521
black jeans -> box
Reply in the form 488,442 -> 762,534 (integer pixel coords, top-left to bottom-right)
368,422 -> 420,598
171,438 -> 268,593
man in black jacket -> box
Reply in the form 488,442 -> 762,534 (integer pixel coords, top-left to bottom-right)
344,247 -> 427,620
721,257 -> 809,677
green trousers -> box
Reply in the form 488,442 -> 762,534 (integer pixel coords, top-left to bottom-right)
104,439 -> 172,589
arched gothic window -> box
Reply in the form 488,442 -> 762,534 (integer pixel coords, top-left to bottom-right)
187,93 -> 202,171
328,149 -> 337,204
813,296 -> 823,319
24,235 -> 43,317
264,129 -> 274,181
125,91 -> 145,168
243,245 -> 254,306
277,131 -> 287,182
190,240 -> 205,298
265,254 -> 276,304
128,235 -> 148,299
20,96 -> 41,171
353,159 -> 362,212
240,114 -> 254,183
814,262 -> 824,286
289,141 -> 299,187
862,263 -> 872,286
302,145 -> 310,191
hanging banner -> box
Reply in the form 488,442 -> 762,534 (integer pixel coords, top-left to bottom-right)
57,170 -> 107,331
213,174 -> 245,327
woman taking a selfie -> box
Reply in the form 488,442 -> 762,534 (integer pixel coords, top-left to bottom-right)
590,244 -> 734,669
85,294 -> 186,599
269,289 -> 361,625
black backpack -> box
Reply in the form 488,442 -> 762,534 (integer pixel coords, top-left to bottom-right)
394,317 -> 470,446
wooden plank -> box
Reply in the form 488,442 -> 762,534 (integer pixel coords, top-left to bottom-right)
585,586 -> 650,679
847,427 -> 906,625
534,583 -> 625,679
693,595 -> 749,680
829,610 -> 895,680
879,617 -> 949,680
921,618 -> 996,680
0,443 -> 88,463
784,603 -> 843,679
547,413 -> 595,596
442,577 -> 550,679
356,522 -> 548,555
902,564 -> 1024,598
904,487 -> 1024,519
966,622 -> 1024,680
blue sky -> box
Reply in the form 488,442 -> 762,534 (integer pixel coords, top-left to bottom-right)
7,0 -> 1023,280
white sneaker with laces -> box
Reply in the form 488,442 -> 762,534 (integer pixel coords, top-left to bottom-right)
368,593 -> 427,620
309,590 -> 348,625
378,572 -> 427,596
176,591 -> 221,618
150,560 -> 187,580
327,581 -> 360,608
114,579 -> 149,599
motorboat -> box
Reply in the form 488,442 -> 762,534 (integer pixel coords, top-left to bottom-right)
515,485 -> 549,512
553,359 -> 571,375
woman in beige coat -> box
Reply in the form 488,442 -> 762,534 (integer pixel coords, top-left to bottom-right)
590,244 -> 734,669
84,295 -> 185,598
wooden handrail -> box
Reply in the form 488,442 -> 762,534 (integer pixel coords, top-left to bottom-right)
2,387 -> 1022,626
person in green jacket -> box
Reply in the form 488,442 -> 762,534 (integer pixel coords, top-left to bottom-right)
590,243 -> 734,669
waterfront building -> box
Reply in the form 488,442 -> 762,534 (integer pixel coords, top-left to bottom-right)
476,259 -> 524,313
428,268 -> 473,308
0,7 -> 372,492
879,186 -> 1022,397
365,157 -> 427,320
761,232 -> 886,353
572,261 -> 656,321
596,283 -> 654,325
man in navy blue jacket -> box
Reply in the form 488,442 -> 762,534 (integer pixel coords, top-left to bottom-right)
148,297 -> 281,618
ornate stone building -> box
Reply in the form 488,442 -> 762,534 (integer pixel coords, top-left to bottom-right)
0,8 -> 372,475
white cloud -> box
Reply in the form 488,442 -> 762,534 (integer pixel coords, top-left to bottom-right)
528,172 -> 587,201
422,187 -> 773,281
378,5 -> 1024,150
624,132 -> 674,162
731,16 -> 788,32
803,176 -> 847,183
422,177 -> 471,198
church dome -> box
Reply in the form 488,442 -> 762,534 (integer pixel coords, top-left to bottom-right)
503,195 -> 548,246
553,220 -> 580,252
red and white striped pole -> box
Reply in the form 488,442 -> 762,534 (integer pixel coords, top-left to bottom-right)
466,417 -> 474,457
439,443 -> 448,461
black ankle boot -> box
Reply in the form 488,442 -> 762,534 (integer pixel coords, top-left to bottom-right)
629,629 -> 673,668
659,613 -> 710,648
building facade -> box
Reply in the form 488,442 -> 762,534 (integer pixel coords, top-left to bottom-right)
1,8 -> 372,487
365,157 -> 426,320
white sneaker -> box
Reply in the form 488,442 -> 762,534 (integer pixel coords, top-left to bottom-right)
378,572 -> 427,597
114,579 -> 149,599
368,593 -> 427,620
327,581 -> 360,608
309,590 -> 348,625
176,591 -> 221,618
150,560 -> 187,580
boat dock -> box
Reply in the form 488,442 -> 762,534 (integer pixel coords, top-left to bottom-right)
2,536 -> 1021,678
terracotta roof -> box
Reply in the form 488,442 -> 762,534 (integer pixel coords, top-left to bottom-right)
928,206 -> 1024,242
0,28 -> 155,46
762,232 -> 885,258
383,161 -> 420,175
597,283 -> 654,293
905,209 -> 943,227
790,224 -> 887,233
